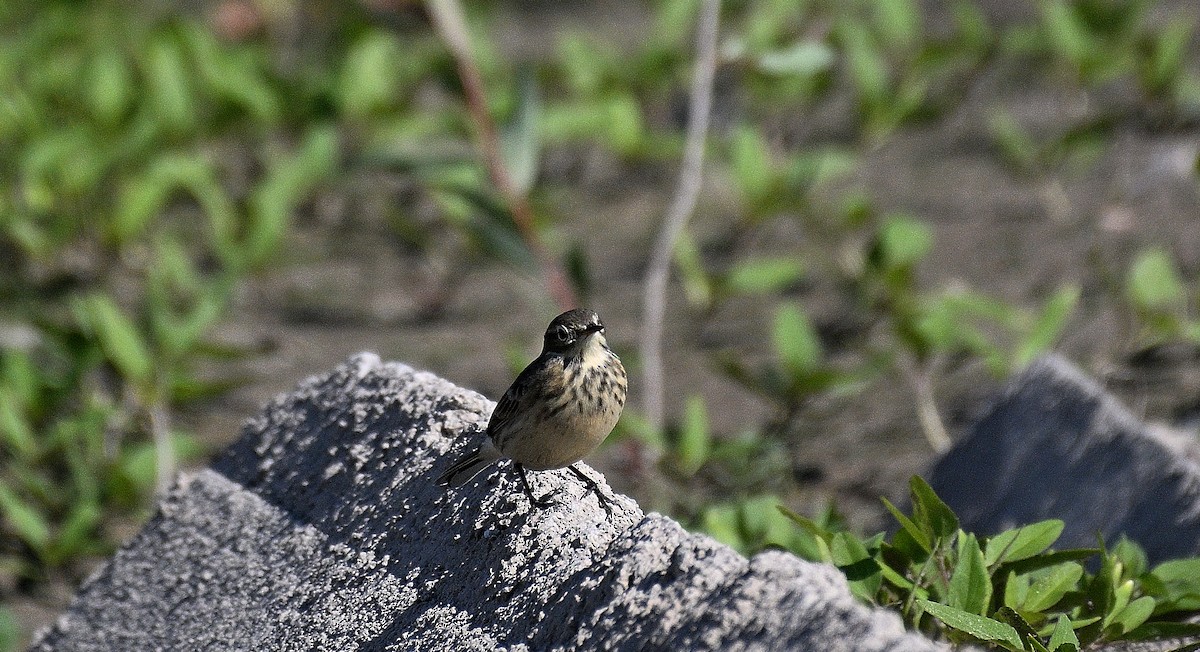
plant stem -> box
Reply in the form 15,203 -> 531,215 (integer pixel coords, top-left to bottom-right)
901,357 -> 952,453
148,400 -> 174,497
425,0 -> 575,310
640,0 -> 721,434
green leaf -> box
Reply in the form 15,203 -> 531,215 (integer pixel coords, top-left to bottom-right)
87,47 -> 132,125
874,0 -> 921,50
337,29 -> 404,118
116,433 -> 202,498
499,68 -> 541,195
1127,248 -> 1185,313
989,110 -> 1039,172
1145,17 -> 1194,92
1108,577 -> 1134,626
881,496 -> 931,555
1024,562 -> 1084,612
777,505 -> 832,543
1107,595 -> 1155,636
757,40 -> 835,77
728,126 -> 774,204
46,500 -> 102,565
1148,557 -> 1200,610
76,294 -> 153,386
985,520 -> 1065,566
918,600 -> 1025,650
1014,286 -> 1079,369
1047,613 -> 1079,652
785,148 -> 859,189
246,126 -> 338,267
948,532 -> 992,615
144,34 -> 195,135
909,476 -> 958,542
878,556 -> 917,592
878,215 -> 933,269
0,392 -> 36,458
1039,0 -> 1093,70
1004,548 -> 1099,576
744,495 -> 796,550
700,504 -> 745,553
435,182 -> 536,271
1004,570 -> 1029,610
726,258 -> 805,295
178,23 -> 281,124
773,303 -> 822,379
675,395 -> 710,476
113,173 -> 170,243
0,481 -> 49,553
654,0 -> 700,45
994,607 -> 1039,646
838,21 -> 889,110
831,531 -> 882,603
1111,536 -> 1147,580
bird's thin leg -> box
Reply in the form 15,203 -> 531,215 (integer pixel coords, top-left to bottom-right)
568,465 -> 612,515
515,464 -> 558,508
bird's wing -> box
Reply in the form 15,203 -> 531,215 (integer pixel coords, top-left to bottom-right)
487,354 -> 561,440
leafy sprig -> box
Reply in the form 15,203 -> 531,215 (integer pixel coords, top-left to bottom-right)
777,477 -> 1200,650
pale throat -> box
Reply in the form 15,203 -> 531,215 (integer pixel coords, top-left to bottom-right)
572,333 -> 612,371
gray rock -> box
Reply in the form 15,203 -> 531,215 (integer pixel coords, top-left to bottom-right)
33,353 -> 942,652
929,354 -> 1200,564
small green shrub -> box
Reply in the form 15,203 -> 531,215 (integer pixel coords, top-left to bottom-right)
772,477 -> 1200,650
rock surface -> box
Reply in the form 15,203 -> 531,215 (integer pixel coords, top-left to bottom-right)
929,354 -> 1200,564
33,353 -> 943,651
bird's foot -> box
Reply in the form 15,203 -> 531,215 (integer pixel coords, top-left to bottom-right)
515,464 -> 560,509
568,464 -> 614,516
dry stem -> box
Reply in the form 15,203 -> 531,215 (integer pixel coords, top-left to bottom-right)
640,0 -> 721,434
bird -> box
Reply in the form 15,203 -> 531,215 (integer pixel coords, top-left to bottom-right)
437,308 -> 627,513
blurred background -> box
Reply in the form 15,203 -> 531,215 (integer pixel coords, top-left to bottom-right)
2,0 -> 1200,646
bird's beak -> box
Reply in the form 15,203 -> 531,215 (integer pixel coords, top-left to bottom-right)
584,323 -> 604,335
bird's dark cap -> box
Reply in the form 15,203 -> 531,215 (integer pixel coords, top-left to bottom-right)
547,308 -> 603,334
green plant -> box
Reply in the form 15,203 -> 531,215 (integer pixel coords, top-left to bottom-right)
699,494 -> 847,558
854,213 -> 1079,450
718,207 -> 1079,453
779,476 -> 1200,650
1123,247 -> 1200,347
987,110 -> 1111,178
719,302 -> 871,429
0,1 -> 336,592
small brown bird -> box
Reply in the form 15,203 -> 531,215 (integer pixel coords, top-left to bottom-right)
437,308 -> 627,512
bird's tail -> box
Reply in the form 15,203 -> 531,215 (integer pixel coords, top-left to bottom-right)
436,444 -> 501,488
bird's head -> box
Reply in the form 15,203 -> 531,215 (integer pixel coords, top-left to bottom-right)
542,308 -> 606,355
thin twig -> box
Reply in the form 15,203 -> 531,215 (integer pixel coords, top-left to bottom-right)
640,0 -> 721,434
426,0 -> 575,310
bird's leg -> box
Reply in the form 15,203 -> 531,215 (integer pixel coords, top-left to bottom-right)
515,464 -> 558,508
567,464 -> 613,515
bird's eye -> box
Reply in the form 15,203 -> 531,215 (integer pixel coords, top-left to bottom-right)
554,325 -> 571,342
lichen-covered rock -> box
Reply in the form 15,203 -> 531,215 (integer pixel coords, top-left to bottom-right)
33,353 -> 942,651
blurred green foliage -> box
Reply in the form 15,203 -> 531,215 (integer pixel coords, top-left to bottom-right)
0,0 -> 338,615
